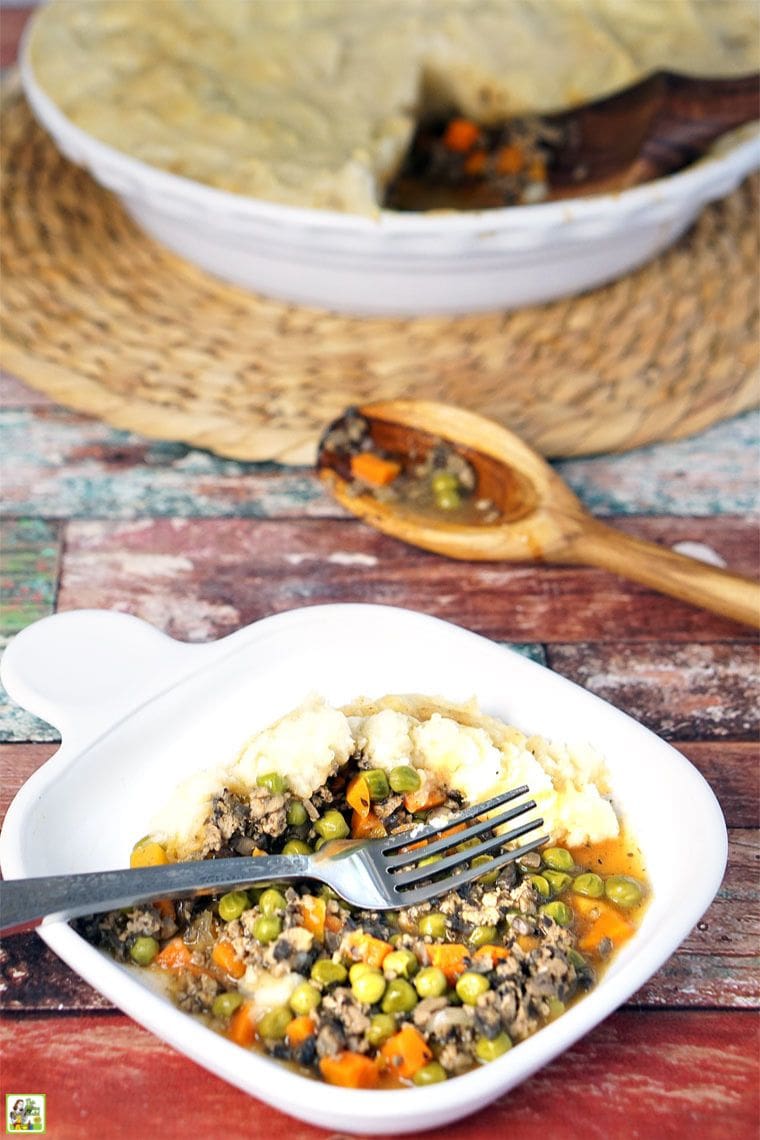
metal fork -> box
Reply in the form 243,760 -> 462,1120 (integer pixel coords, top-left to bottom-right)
0,785 -> 546,934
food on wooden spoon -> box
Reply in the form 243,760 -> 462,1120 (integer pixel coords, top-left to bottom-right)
318,400 -> 760,629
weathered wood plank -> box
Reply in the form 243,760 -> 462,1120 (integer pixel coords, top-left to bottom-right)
676,742 -> 760,829
3,402 -> 759,518
54,518 -> 758,644
0,7 -> 31,68
0,1010 -> 756,1139
0,518 -> 60,636
1,828 -> 755,1012
0,520 -> 61,740
548,642 -> 759,739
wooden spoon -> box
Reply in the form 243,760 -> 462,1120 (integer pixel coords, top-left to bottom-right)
317,400 -> 760,629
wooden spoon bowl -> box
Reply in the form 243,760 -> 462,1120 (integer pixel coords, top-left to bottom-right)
318,399 -> 760,628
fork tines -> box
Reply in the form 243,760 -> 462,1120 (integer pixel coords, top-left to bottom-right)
384,785 -> 547,904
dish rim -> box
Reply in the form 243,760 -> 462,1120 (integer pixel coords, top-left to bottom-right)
0,603 -> 729,1133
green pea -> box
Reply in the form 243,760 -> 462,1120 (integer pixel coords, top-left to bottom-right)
253,914 -> 282,943
567,948 -> 587,970
412,1061 -> 448,1085
281,839 -> 312,855
542,847 -> 574,872
218,890 -> 250,922
381,978 -> 418,1014
212,991 -> 243,1020
471,854 -> 499,884
435,488 -> 461,511
259,888 -> 287,915
349,962 -> 375,984
547,997 -> 565,1019
543,870 -> 572,895
351,968 -> 387,1005
310,959 -> 348,987
314,836 -> 330,851
382,949 -> 419,979
367,1013 -> 396,1047
417,854 -> 441,870
455,972 -> 490,1005
475,1033 -> 512,1062
388,765 -> 421,794
256,771 -> 289,795
414,967 -> 448,998
431,471 -> 459,494
418,912 -> 446,939
314,810 -> 349,840
257,1006 -> 292,1040
573,872 -> 604,898
529,874 -> 551,898
605,875 -> 643,908
469,925 -> 498,949
286,800 -> 308,827
129,936 -> 159,966
289,981 -> 321,1016
540,901 -> 574,927
364,768 -> 391,800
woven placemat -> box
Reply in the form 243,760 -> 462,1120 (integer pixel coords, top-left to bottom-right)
2,86 -> 758,463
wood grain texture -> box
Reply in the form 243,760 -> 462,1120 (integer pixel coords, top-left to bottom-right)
2,404 -> 759,521
51,517 -> 758,645
0,1011 -> 757,1140
548,642 -> 759,739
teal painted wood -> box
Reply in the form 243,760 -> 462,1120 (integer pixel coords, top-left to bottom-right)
0,519 -> 61,741
1,402 -> 758,520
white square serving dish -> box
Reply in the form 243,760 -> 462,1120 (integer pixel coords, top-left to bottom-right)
0,604 -> 727,1134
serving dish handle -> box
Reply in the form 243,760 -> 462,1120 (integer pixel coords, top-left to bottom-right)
0,610 -> 213,749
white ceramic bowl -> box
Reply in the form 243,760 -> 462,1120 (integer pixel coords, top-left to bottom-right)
20,37 -> 760,317
0,605 -> 726,1134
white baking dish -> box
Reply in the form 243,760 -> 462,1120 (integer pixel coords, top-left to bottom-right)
19,29 -> 759,317
0,604 -> 727,1134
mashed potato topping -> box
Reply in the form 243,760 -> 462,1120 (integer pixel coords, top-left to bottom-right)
151,694 -> 618,857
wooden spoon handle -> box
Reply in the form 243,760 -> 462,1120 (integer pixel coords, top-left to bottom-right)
570,518 -> 760,628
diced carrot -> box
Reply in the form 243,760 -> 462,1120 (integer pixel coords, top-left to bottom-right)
344,931 -> 393,969
406,821 -> 465,852
516,934 -> 540,954
442,117 -> 480,152
379,1024 -> 433,1079
319,1051 -> 380,1089
228,1000 -> 257,1047
212,940 -> 246,979
154,898 -> 175,921
154,936 -> 193,972
286,1015 -> 317,1047
473,944 -> 511,965
301,895 -> 327,941
351,808 -> 387,839
347,774 -> 372,818
464,149 -> 487,176
403,776 -> 446,814
427,943 -> 469,984
495,144 -> 525,175
325,913 -> 343,934
574,897 -> 634,955
349,452 -> 401,488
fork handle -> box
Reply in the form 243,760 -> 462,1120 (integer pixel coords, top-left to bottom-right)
0,855 -> 312,935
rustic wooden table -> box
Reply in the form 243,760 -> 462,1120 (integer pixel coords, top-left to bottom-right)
1,9 -> 758,1139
